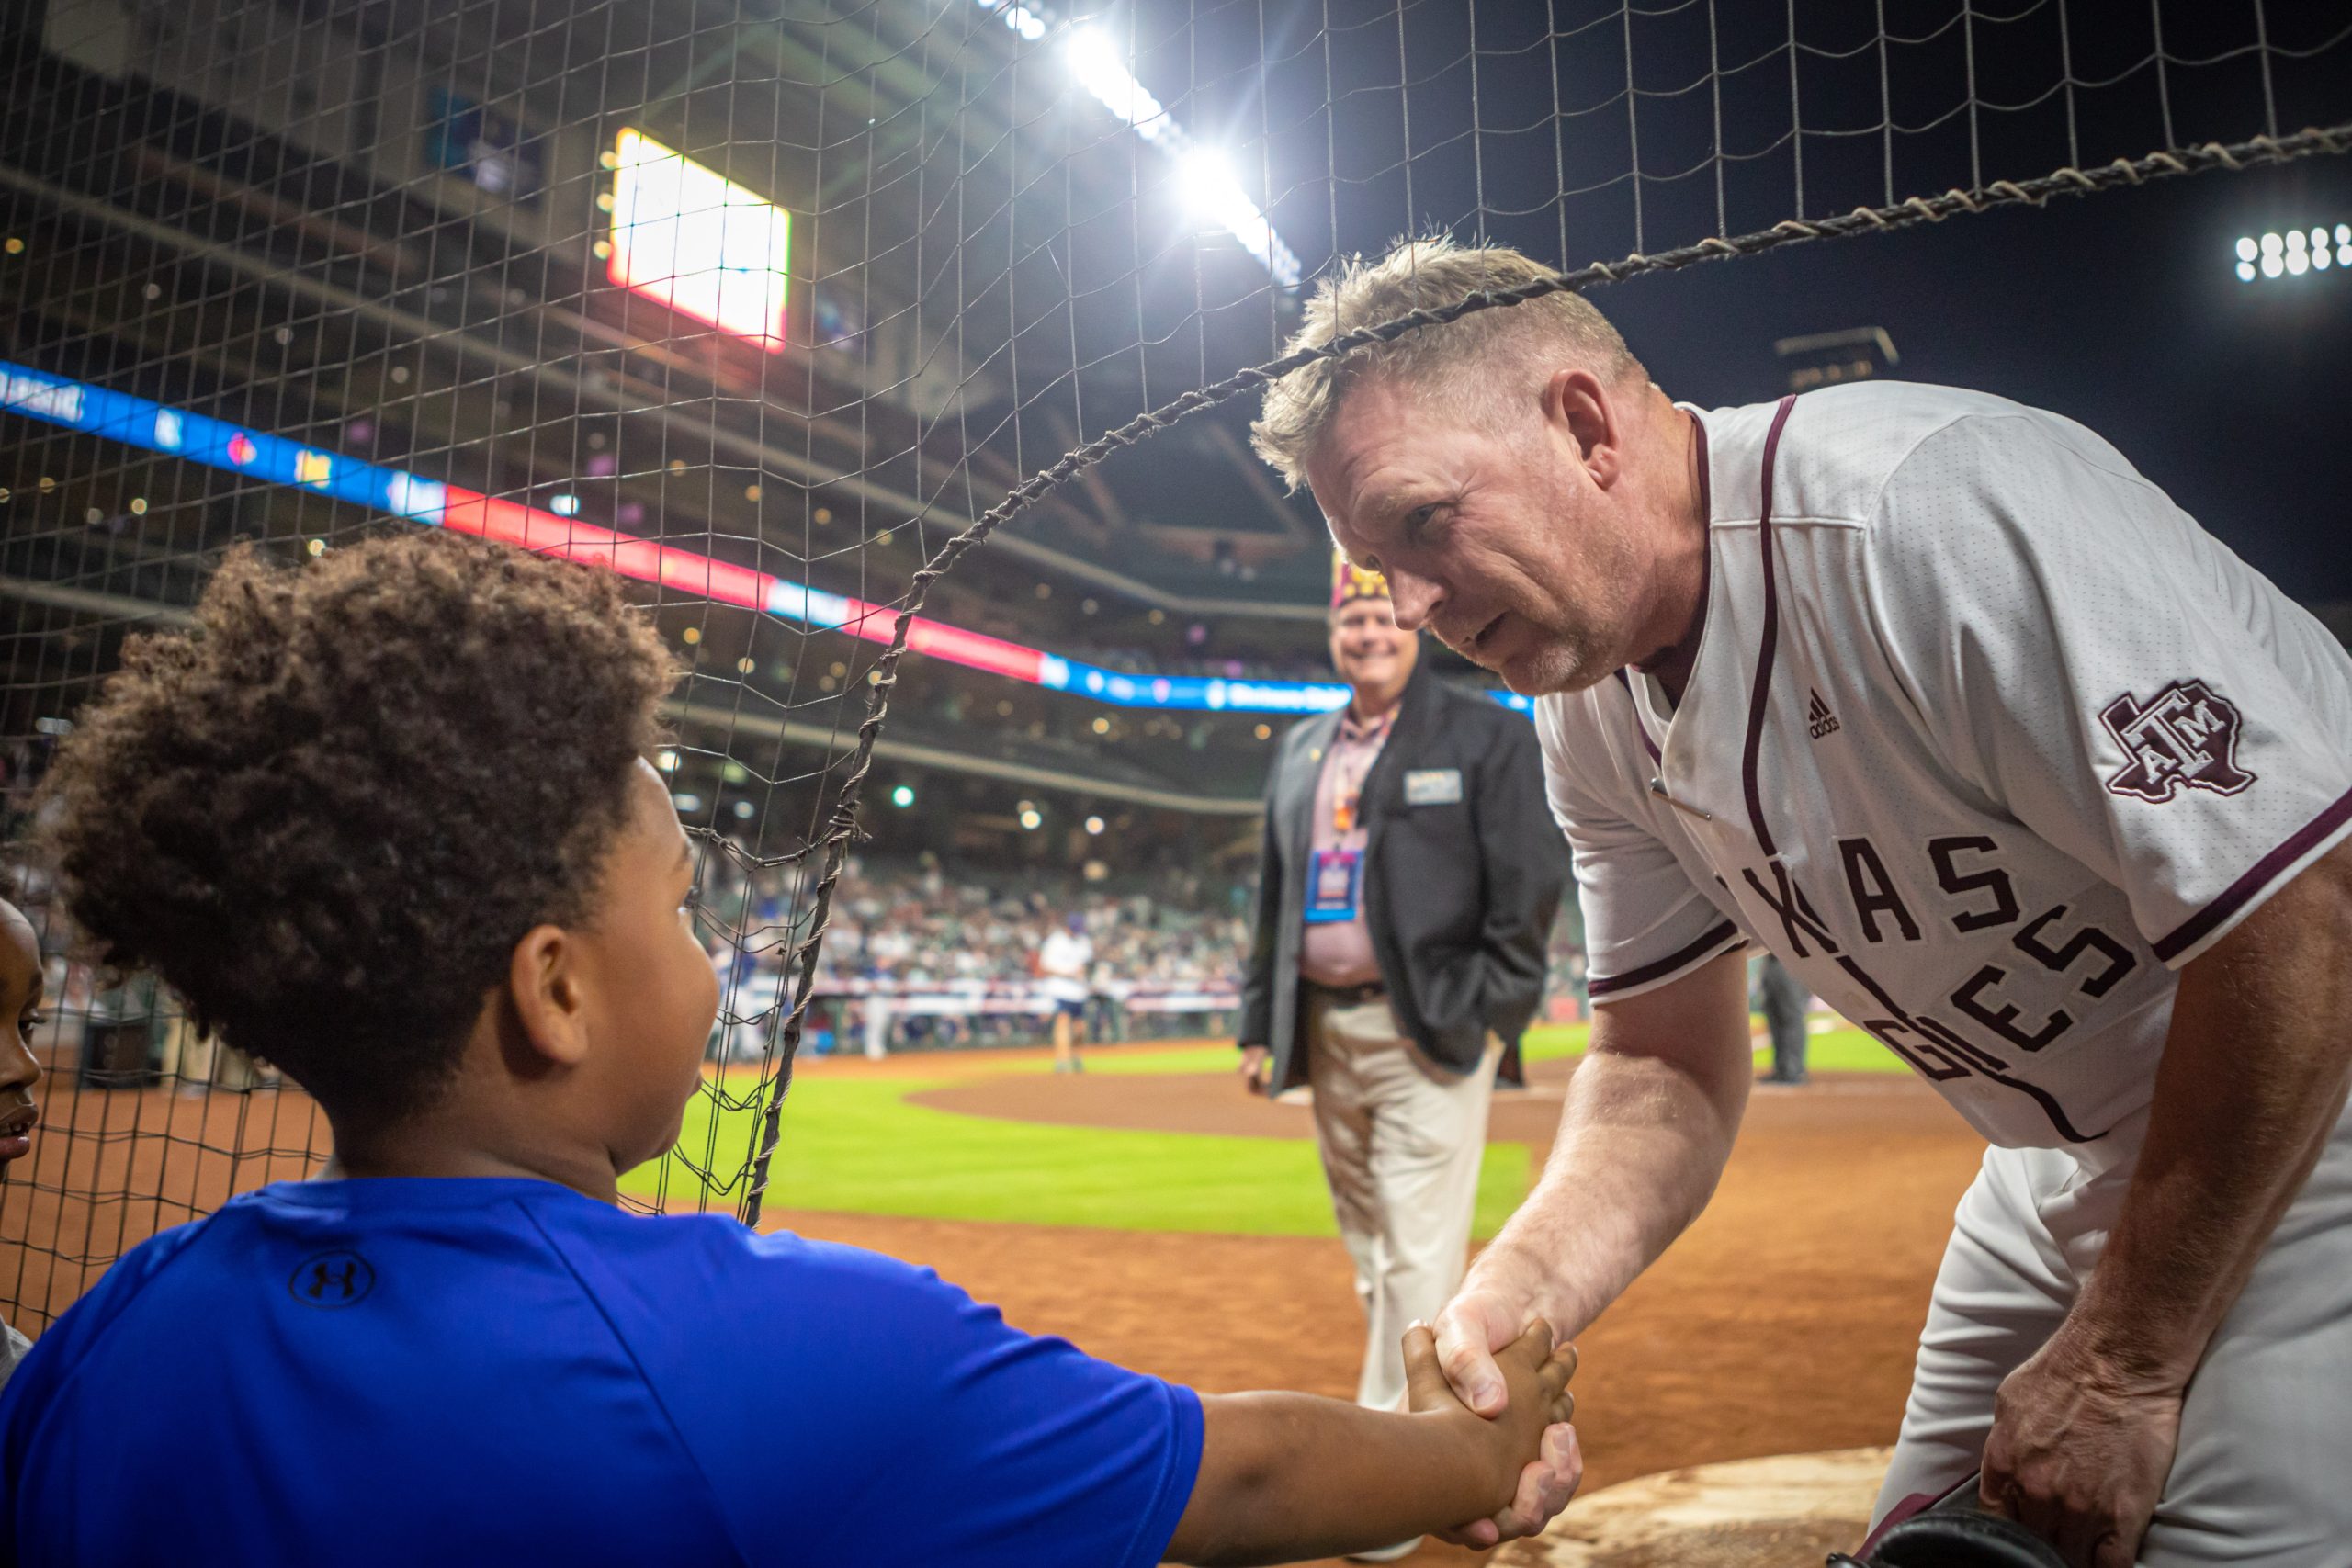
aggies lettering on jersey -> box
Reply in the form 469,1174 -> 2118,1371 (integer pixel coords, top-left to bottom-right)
1539,381 -> 2352,1150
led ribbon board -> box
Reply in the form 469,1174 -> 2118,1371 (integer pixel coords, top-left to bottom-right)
607,129 -> 792,351
0,364 -> 1540,715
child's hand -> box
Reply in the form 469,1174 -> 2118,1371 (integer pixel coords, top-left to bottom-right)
1406,1319 -> 1581,1540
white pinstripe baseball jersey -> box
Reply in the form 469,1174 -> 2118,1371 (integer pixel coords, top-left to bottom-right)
1538,381 -> 2352,1148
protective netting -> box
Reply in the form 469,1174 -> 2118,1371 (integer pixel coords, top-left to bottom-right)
0,0 -> 2345,1329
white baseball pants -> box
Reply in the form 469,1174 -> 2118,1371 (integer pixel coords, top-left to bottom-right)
1872,1099 -> 2352,1564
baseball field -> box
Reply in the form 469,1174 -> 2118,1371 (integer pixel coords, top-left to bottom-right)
0,1025 -> 1987,1565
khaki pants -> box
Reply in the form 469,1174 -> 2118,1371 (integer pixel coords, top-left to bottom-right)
1306,992 -> 1500,1413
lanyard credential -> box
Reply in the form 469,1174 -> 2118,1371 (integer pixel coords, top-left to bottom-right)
1329,711 -> 1392,834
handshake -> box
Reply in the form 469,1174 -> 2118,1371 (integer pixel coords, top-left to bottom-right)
1165,1317 -> 1579,1565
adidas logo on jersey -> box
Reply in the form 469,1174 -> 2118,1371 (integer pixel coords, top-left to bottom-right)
1807,688 -> 1840,739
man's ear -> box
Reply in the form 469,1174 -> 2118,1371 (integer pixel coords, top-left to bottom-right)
1543,368 -> 1623,490
506,924 -> 591,1068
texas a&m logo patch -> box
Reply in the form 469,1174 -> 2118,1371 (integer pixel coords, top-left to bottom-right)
2100,680 -> 2256,804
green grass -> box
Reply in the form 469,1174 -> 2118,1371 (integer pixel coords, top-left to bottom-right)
625,1071 -> 1529,1237
1523,1020 -> 1910,1075
619,1017 -> 1908,1235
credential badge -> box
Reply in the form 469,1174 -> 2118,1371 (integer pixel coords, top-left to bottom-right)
2100,680 -> 2256,804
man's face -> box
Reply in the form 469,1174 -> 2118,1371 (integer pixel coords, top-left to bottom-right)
1328,595 -> 1419,697
1307,378 -> 1646,697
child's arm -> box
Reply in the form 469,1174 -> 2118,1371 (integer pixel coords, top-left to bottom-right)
1162,1321 -> 1579,1566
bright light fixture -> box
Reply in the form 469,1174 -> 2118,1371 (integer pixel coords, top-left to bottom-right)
1065,28 -> 1176,152
548,492 -> 581,516
607,128 -> 792,352
1175,151 -> 1300,287
1046,17 -> 1300,287
2241,221 -> 2349,284
891,784 -> 916,807
1018,807 -> 1043,830
1084,815 -> 1105,835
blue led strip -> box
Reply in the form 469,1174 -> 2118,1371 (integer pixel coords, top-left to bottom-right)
0,361 -> 1534,717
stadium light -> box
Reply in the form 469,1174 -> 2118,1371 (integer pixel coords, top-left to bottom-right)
2237,224 -> 2349,283
1049,19 -> 1300,287
1173,150 -> 1300,288
1064,27 -> 1177,152
977,0 -> 1046,41
607,129 -> 791,351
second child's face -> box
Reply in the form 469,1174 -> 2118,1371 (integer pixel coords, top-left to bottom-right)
579,761 -> 721,1174
0,906 -> 44,1165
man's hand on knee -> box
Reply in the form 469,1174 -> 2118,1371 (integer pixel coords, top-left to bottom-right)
1981,1326 -> 2183,1568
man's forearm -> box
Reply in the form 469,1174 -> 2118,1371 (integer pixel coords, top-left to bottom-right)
2064,847 -> 2352,1382
1467,1043 -> 1746,1339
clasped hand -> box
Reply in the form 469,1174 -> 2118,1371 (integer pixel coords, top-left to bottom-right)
1419,1292 -> 1586,1548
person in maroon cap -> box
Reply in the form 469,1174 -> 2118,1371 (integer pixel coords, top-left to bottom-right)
1238,553 -> 1568,1563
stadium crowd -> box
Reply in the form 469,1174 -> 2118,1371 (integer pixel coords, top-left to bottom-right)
696,851 -> 1261,1056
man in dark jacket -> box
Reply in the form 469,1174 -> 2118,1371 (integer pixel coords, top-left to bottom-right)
1239,557 -> 1568,1558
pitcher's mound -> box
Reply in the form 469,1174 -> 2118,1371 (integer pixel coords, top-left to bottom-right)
1519,1446 -> 1891,1566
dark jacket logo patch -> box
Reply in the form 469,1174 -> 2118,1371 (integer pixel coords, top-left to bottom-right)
2100,681 -> 2256,803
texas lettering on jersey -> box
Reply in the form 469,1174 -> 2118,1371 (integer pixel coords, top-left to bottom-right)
1730,836 -> 2135,1143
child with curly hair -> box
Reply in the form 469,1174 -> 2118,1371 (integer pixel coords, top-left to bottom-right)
0,533 -> 1577,1567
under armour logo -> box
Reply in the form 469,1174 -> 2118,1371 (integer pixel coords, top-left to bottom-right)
288,1249 -> 377,1309
1806,688 -> 1840,739
2100,680 -> 2256,804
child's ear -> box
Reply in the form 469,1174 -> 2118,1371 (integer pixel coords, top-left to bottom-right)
507,925 -> 592,1067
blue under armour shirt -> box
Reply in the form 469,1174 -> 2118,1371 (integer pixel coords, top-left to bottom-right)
0,1177 -> 1202,1567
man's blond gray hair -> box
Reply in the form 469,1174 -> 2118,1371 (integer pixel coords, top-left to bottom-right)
1250,235 -> 1642,492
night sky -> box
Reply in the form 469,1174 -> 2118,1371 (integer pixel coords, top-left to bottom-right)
1602,146 -> 2352,601
1100,0 -> 2352,602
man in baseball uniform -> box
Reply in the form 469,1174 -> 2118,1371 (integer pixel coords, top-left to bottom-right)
1250,236 -> 2352,1565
